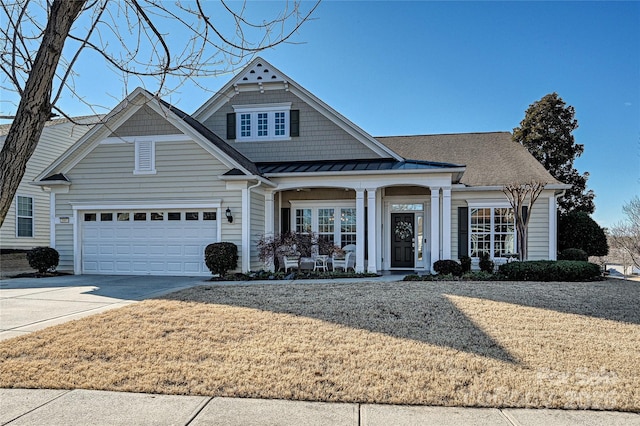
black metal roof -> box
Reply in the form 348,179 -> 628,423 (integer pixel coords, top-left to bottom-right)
257,159 -> 463,174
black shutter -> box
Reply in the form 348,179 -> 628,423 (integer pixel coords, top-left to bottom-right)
290,110 -> 300,137
522,206 -> 529,223
226,113 -> 236,139
458,207 -> 469,258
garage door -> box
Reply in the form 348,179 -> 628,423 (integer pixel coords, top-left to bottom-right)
81,210 -> 217,275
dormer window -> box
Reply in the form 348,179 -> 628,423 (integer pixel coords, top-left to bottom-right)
228,103 -> 298,141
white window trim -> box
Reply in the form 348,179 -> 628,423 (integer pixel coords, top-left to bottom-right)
233,103 -> 292,142
468,205 -> 517,259
289,200 -> 356,247
134,140 -> 156,175
16,194 -> 34,238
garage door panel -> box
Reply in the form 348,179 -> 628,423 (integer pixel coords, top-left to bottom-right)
82,210 -> 216,276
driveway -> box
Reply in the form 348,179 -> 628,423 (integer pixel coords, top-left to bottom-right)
0,275 -> 208,341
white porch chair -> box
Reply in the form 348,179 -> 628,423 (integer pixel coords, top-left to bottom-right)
282,256 -> 299,273
332,251 -> 355,272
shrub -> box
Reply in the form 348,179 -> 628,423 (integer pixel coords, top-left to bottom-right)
204,242 -> 238,276
459,255 -> 472,273
558,211 -> 608,256
461,271 -> 497,281
558,248 -> 588,261
26,247 -> 59,274
498,260 -> 601,282
478,252 -> 494,273
433,259 -> 462,277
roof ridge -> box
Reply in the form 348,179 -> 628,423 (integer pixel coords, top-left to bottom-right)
376,131 -> 511,138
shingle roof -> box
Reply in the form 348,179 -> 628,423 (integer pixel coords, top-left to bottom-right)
0,115 -> 102,138
377,132 -> 561,187
157,98 -> 262,176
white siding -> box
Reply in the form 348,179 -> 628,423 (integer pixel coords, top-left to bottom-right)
0,121 -> 93,249
54,138 -> 243,273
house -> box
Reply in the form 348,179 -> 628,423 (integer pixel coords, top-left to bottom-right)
0,117 -> 99,250
33,57 -> 568,276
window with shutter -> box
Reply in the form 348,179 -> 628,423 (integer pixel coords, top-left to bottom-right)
134,140 -> 156,174
231,103 -> 293,141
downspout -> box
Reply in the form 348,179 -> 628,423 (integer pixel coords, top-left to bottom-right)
242,180 -> 262,272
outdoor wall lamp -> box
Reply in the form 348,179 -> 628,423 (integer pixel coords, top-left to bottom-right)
225,207 -> 233,223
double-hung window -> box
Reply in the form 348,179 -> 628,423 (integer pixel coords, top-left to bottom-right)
469,205 -> 515,258
233,103 -> 291,141
16,195 -> 34,237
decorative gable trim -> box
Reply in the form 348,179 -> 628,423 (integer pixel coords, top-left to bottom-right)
192,57 -> 403,161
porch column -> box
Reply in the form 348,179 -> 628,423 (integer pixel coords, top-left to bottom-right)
442,187 -> 452,259
366,188 -> 377,273
264,189 -> 275,237
241,186 -> 250,272
430,187 -> 441,271
264,189 -> 275,271
356,189 -> 365,273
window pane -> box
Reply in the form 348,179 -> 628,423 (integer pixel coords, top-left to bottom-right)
117,212 -> 130,221
257,112 -> 268,136
340,208 -> 356,233
186,212 -> 199,221
100,213 -> 113,221
17,217 -> 33,237
168,212 -> 181,221
240,113 -> 251,137
17,196 -> 33,216
275,112 -> 286,136
84,213 -> 97,221
295,209 -> 312,233
151,212 -> 164,221
134,212 -> 146,221
317,208 -> 334,233
203,212 -> 216,220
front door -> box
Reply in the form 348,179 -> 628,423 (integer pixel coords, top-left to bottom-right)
391,213 -> 414,268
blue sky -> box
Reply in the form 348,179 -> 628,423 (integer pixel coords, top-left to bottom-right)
3,1 -> 638,228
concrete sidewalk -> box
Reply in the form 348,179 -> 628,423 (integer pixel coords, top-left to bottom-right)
1,389 -> 638,426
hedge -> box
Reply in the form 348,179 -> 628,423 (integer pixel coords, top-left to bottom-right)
498,260 -> 601,282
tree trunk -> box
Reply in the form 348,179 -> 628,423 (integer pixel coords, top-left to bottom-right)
0,0 -> 87,227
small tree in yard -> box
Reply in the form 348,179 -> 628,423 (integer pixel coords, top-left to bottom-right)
610,196 -> 640,270
503,181 -> 546,261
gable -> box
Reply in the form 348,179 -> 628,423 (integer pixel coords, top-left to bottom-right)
201,90 -> 382,162
193,57 -> 402,163
36,88 -> 263,182
110,104 -> 180,137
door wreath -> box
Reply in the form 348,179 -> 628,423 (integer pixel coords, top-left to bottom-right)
394,221 -> 413,240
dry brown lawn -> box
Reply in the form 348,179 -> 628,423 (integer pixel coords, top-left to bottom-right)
0,280 -> 638,412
